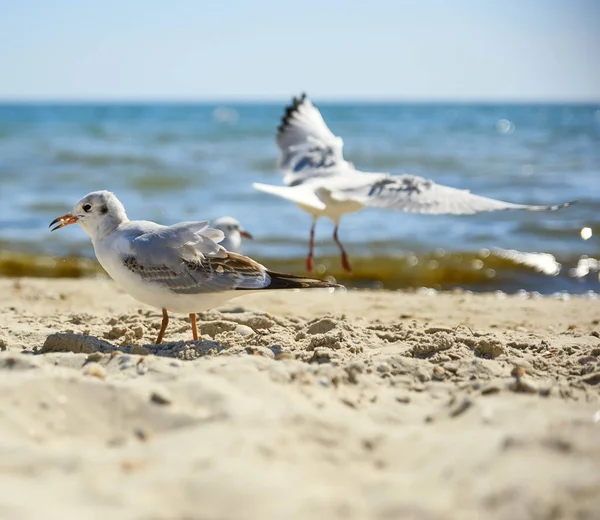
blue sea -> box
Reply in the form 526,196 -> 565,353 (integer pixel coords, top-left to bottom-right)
0,102 -> 598,293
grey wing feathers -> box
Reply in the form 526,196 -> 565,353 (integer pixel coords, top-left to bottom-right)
122,252 -> 271,295
331,174 -> 575,215
123,251 -> 339,295
276,93 -> 352,183
131,221 -> 225,271
126,222 -> 270,294
125,220 -> 340,295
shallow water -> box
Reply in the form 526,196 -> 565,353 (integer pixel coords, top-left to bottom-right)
0,102 -> 598,292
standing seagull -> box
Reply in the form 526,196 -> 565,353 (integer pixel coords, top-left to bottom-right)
211,216 -> 252,254
50,191 -> 339,344
253,93 -> 575,273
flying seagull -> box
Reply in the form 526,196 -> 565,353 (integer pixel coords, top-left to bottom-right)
253,93 -> 575,273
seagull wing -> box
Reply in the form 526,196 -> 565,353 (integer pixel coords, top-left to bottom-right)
276,93 -> 354,186
328,173 -> 575,215
123,221 -> 336,294
252,182 -> 327,211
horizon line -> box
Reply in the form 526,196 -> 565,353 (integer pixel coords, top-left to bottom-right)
0,96 -> 599,105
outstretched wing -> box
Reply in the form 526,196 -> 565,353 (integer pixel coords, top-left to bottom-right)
329,174 -> 575,215
276,93 -> 354,185
252,182 -> 327,210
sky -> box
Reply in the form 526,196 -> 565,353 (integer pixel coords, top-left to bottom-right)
0,0 -> 598,101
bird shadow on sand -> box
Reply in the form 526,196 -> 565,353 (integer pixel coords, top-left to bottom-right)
36,331 -> 282,361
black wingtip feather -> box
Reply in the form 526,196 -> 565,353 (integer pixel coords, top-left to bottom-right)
543,200 -> 577,211
277,93 -> 310,138
265,270 -> 342,290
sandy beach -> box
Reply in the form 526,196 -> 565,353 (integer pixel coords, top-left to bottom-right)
0,276 -> 599,519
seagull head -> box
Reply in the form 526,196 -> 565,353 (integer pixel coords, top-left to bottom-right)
212,216 -> 252,239
212,216 -> 252,253
49,190 -> 128,240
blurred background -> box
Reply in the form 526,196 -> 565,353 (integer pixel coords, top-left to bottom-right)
0,0 -> 598,293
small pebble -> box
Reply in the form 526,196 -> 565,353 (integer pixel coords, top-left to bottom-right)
416,369 -> 431,383
83,363 -> 106,380
132,326 -> 144,339
134,428 -> 153,442
235,325 -> 255,336
85,352 -> 104,363
481,383 -> 502,395
581,372 -> 600,386
150,389 -> 172,405
247,346 -> 275,359
131,345 -> 150,356
449,397 -> 472,418
509,377 -> 538,394
432,366 -> 445,381
346,367 -> 360,384
2,357 -> 17,369
376,362 -> 390,373
106,326 -> 128,340
121,459 -> 144,473
578,356 -> 596,365
118,354 -> 133,370
511,366 -> 526,379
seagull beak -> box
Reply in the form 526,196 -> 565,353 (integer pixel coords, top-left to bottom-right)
49,213 -> 78,232
240,229 -> 253,239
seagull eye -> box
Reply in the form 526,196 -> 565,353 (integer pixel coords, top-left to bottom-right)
82,203 -> 92,212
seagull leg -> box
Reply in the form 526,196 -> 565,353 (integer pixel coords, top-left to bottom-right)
333,224 -> 352,272
306,218 -> 317,272
156,308 -> 169,344
189,313 -> 199,341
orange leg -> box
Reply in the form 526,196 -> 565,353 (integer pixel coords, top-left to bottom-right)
190,313 -> 198,341
333,225 -> 352,272
156,308 -> 169,344
306,218 -> 316,272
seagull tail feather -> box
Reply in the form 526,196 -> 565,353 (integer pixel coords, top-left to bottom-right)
265,271 -> 342,290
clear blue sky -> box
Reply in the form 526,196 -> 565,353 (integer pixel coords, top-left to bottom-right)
1,0 -> 598,101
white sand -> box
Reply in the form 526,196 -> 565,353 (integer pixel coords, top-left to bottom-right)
0,277 -> 599,519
